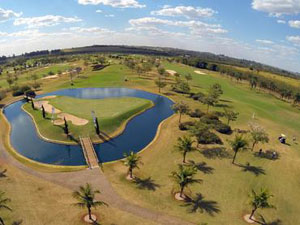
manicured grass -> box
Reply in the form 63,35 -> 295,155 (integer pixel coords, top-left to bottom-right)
24,96 -> 153,143
2,60 -> 300,225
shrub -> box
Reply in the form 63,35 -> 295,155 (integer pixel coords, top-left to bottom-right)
214,123 -> 232,134
12,85 -> 31,97
196,130 -> 223,145
200,114 -> 220,125
189,109 -> 205,118
171,80 -> 190,94
0,90 -> 6,100
190,92 -> 205,101
179,121 -> 195,131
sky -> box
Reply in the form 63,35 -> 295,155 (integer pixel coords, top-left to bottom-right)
0,0 -> 299,72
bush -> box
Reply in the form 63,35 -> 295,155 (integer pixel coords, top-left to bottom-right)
189,109 -> 205,118
214,123 -> 232,134
179,121 -> 195,130
12,85 -> 31,97
190,92 -> 205,101
200,114 -> 220,125
196,131 -> 223,145
171,80 -> 190,94
0,90 -> 6,100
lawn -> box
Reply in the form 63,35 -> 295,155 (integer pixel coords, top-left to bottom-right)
23,96 -> 153,144
2,60 -> 300,225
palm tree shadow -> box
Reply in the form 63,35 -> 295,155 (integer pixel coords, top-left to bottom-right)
182,193 -> 220,216
12,220 -> 23,225
134,177 -> 160,191
97,133 -> 116,147
188,160 -> 214,174
0,169 -> 7,178
238,162 -> 265,176
254,214 -> 282,225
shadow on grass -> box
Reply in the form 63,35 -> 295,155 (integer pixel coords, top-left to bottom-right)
12,220 -> 23,225
182,193 -> 220,216
254,214 -> 282,225
254,150 -> 280,161
238,162 -> 265,176
200,147 -> 231,160
97,132 -> 116,147
188,160 -> 214,174
134,177 -> 160,191
0,169 -> 7,178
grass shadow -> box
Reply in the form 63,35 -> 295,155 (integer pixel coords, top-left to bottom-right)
182,193 -> 220,216
238,162 -> 265,176
134,177 -> 160,191
255,214 -> 282,225
188,160 -> 214,174
12,220 -> 23,225
200,147 -> 231,160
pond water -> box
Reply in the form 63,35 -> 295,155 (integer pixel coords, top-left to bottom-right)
3,88 -> 174,166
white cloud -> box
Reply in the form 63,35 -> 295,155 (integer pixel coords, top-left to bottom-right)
151,6 -> 216,19
13,15 -> 82,28
277,19 -> 286,24
105,14 -> 115,17
129,17 -> 227,35
96,9 -> 103,13
78,0 -> 145,8
0,8 -> 22,22
256,39 -> 274,44
69,26 -> 114,34
287,35 -> 300,45
289,20 -> 300,28
252,0 -> 300,16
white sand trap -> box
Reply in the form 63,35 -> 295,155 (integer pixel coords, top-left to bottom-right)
166,70 -> 177,76
33,98 -> 88,126
42,75 -> 58,80
57,113 -> 88,126
194,70 -> 207,75
34,101 -> 61,114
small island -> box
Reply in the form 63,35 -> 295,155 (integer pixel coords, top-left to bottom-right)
23,96 -> 154,144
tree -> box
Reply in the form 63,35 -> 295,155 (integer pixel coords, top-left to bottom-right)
31,100 -> 35,110
172,102 -> 190,124
203,96 -> 217,113
72,183 -> 107,221
155,79 -> 167,93
0,191 -> 12,225
229,135 -> 248,164
209,83 -> 223,100
64,117 -> 69,135
249,188 -> 274,220
185,73 -> 192,84
249,123 -> 269,151
157,67 -> 166,76
171,164 -> 201,198
123,151 -> 142,179
175,136 -> 195,163
30,74 -> 38,86
223,108 -> 239,125
41,105 -> 46,119
95,117 -> 100,135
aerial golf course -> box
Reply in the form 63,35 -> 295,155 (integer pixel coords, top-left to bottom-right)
0,56 -> 300,225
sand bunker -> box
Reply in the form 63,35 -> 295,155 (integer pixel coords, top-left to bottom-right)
34,98 -> 88,126
42,75 -> 58,80
166,70 -> 177,76
194,70 -> 207,75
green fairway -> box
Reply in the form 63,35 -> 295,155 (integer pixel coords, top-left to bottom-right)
24,96 -> 153,143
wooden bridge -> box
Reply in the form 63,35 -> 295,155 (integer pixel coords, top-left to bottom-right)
79,136 -> 99,169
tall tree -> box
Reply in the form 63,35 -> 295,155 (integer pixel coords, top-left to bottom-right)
64,117 -> 69,135
209,83 -> 223,100
0,191 -> 12,225
72,183 -> 107,221
229,135 -> 249,164
123,151 -> 142,179
171,164 -> 201,198
249,188 -> 274,220
185,73 -> 192,84
203,96 -> 217,113
175,136 -> 195,163
41,105 -> 46,119
172,102 -> 190,124
155,79 -> 167,93
249,123 -> 269,151
223,108 -> 239,125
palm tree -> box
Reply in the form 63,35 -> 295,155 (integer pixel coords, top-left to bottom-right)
175,136 -> 195,163
0,191 -> 12,225
72,183 -> 107,221
171,164 -> 202,199
249,188 -> 274,220
229,135 -> 248,164
124,151 -> 142,179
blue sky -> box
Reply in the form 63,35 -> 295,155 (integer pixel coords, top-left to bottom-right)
0,0 -> 299,72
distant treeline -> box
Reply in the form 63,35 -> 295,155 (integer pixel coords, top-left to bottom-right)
0,45 -> 298,78
179,57 -> 300,104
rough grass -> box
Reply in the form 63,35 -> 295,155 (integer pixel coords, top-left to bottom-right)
24,96 -> 153,143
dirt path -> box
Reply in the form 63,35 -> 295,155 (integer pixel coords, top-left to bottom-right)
0,143 -> 194,225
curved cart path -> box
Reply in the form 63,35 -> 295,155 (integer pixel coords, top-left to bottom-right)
0,140 -> 194,225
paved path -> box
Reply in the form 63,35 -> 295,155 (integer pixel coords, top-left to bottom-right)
80,137 -> 99,169
0,142 -> 194,225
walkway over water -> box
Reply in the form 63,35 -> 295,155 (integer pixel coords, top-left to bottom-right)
80,137 -> 99,169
